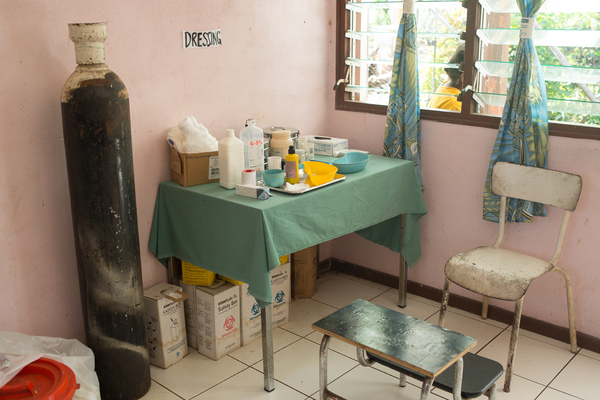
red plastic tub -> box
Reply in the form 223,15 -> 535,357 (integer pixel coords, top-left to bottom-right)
0,357 -> 78,399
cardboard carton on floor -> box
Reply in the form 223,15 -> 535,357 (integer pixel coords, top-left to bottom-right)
292,246 -> 318,299
240,263 -> 291,345
144,283 -> 189,368
195,282 -> 241,360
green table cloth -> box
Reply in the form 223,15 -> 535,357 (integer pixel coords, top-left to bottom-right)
149,154 -> 427,307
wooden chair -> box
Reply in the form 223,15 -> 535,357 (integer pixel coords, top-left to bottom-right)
438,162 -> 582,392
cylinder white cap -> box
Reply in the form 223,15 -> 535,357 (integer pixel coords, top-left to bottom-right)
69,22 -> 107,65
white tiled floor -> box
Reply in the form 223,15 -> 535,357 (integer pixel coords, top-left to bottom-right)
141,271 -> 600,400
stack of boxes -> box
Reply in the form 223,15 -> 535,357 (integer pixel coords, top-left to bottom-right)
162,258 -> 291,363
179,280 -> 242,360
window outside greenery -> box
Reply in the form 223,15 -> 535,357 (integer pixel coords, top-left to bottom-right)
337,0 -> 600,138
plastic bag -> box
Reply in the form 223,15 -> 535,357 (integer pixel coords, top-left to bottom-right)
0,331 -> 101,400
177,116 -> 218,153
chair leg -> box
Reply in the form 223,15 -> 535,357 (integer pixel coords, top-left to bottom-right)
438,278 -> 451,327
504,297 -> 524,393
554,266 -> 578,353
482,296 -> 489,319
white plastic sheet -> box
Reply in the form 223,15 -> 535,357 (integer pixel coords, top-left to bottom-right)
0,331 -> 100,400
166,116 -> 218,153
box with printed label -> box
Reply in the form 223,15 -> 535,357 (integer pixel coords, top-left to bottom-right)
170,147 -> 219,186
195,282 -> 241,360
307,136 -> 349,156
241,263 -> 291,345
179,279 -> 198,349
144,283 -> 189,368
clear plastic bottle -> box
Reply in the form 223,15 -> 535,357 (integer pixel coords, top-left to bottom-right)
239,118 -> 264,172
285,146 -> 299,184
218,129 -> 244,189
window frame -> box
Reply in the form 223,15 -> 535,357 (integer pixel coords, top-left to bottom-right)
335,0 -> 600,141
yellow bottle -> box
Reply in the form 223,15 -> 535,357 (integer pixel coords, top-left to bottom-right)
285,145 -> 299,184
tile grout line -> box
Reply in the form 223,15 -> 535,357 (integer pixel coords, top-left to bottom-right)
533,349 -> 583,400
149,379 -> 186,400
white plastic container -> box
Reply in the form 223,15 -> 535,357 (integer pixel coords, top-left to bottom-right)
218,129 -> 244,189
239,118 -> 264,172
269,130 -> 294,158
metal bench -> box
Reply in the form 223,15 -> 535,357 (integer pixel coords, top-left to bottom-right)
312,299 -> 503,400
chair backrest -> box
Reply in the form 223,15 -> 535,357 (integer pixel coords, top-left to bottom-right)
491,162 -> 582,212
491,163 -> 583,263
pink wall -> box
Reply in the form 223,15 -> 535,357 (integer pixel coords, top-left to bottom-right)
0,1 -> 334,341
327,112 -> 600,340
2,0 -> 599,346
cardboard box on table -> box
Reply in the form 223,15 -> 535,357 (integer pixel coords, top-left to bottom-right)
144,283 -> 189,368
169,147 -> 219,186
240,262 -> 291,345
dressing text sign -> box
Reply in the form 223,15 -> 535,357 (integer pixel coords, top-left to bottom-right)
183,30 -> 222,49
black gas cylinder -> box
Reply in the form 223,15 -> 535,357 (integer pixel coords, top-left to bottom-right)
60,22 -> 150,400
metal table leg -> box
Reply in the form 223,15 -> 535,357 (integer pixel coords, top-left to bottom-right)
398,214 -> 407,308
261,304 -> 275,392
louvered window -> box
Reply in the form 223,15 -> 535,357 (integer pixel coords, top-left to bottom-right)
336,0 -> 600,138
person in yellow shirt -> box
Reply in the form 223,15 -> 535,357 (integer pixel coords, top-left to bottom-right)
428,43 -> 465,111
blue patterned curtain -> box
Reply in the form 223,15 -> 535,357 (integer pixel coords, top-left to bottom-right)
482,0 -> 548,223
383,0 -> 422,189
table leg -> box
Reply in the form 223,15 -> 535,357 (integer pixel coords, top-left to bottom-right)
261,304 -> 275,392
398,214 -> 407,308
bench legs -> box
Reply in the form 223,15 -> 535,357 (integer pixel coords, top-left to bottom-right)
321,336 -> 500,400
319,334 -> 348,400
325,340 -> 443,400
485,383 -> 498,400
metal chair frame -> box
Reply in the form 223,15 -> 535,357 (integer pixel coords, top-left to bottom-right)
438,162 -> 582,392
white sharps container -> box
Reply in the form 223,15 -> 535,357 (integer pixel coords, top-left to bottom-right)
218,129 -> 244,189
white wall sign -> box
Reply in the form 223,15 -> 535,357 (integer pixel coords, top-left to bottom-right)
183,30 -> 222,49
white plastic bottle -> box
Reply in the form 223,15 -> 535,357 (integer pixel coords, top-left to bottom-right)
218,129 -> 244,189
269,130 -> 293,158
239,118 -> 264,172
